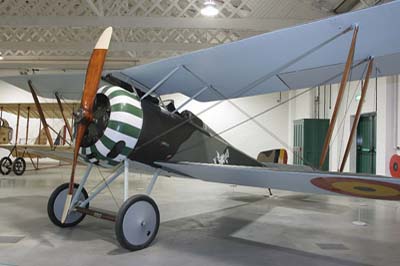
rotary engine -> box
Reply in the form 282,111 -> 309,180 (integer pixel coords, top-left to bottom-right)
79,85 -> 143,167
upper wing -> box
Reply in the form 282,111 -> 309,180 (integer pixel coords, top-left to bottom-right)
3,3 -> 399,101
119,2 -> 400,101
1,73 -> 85,100
0,102 -> 79,119
156,162 -> 400,201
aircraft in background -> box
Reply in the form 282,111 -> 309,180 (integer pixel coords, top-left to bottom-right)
2,1 -> 400,251
0,101 -> 79,175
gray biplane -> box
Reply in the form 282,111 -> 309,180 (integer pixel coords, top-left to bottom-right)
2,1 -> 400,251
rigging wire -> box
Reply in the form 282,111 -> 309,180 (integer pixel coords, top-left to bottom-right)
171,87 -> 317,168
337,58 -> 355,170
330,61 -> 368,162
132,28 -> 359,155
88,165 -> 121,209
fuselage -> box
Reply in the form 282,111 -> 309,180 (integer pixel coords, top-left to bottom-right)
79,85 -> 262,168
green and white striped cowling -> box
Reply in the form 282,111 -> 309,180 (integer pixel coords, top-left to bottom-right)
80,85 -> 143,167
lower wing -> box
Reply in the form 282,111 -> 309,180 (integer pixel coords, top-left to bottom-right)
156,162 -> 400,201
0,144 -> 85,164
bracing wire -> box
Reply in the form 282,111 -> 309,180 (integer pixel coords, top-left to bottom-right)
88,165 -> 120,209
331,61 -> 368,169
337,57 -> 354,170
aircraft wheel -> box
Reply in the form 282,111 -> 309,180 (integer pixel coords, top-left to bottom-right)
12,157 -> 26,176
0,157 -> 12,175
47,183 -> 89,228
115,194 -> 160,251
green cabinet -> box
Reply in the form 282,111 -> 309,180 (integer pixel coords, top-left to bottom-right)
293,119 -> 329,170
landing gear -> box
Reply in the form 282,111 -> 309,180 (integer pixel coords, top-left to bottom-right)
47,162 -> 162,251
12,157 -> 26,176
115,194 -> 160,251
0,156 -> 26,176
47,183 -> 89,228
0,157 -> 12,175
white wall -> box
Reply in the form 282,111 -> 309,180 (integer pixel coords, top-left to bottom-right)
169,74 -> 399,176
167,91 -> 290,159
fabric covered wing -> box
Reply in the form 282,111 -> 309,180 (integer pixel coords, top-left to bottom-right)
120,2 -> 400,101
0,144 -> 85,164
1,73 -> 85,100
156,162 -> 400,200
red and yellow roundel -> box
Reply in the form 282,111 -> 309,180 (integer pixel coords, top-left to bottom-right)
390,154 -> 400,178
311,177 -> 400,200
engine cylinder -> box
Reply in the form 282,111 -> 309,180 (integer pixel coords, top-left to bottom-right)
80,85 -> 143,167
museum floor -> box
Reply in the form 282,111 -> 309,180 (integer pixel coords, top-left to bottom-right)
0,163 -> 399,266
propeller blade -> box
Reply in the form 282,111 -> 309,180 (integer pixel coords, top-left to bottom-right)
61,27 -> 113,224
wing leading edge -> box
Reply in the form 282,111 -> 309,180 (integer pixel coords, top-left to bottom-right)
156,162 -> 400,201
121,2 -> 400,101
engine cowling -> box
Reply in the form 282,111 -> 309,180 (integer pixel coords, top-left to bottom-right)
79,85 -> 143,167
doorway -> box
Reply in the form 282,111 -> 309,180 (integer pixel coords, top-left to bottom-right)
356,113 -> 376,174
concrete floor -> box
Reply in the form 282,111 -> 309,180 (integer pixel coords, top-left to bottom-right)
1,163 -> 400,266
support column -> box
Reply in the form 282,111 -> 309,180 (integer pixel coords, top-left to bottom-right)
319,25 -> 359,169
339,58 -> 374,172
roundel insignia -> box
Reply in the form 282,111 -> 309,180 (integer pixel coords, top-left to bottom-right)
389,154 -> 400,178
311,177 -> 400,200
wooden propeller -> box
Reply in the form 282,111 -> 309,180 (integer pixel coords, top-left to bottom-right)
61,27 -> 113,224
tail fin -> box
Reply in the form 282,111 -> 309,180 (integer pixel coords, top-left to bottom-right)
257,149 -> 288,164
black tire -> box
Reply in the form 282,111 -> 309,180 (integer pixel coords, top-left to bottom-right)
115,194 -> 160,251
0,157 -> 12,175
47,183 -> 89,228
12,157 -> 26,176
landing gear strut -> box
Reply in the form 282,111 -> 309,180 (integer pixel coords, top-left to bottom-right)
47,161 -> 162,251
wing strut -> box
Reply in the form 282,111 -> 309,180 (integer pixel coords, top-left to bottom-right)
339,57 -> 374,172
55,92 -> 73,141
140,65 -> 181,100
15,104 -> 20,150
319,25 -> 359,169
27,80 -> 54,149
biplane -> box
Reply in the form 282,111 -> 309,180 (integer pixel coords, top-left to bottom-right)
2,1 -> 400,251
0,99 -> 79,175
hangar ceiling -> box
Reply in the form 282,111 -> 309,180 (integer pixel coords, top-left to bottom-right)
0,0 -> 391,71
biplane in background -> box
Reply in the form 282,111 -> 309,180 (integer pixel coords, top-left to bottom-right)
0,99 -> 79,175
2,2 -> 400,252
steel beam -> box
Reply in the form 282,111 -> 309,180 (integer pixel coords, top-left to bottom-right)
0,16 -> 308,31
0,41 -> 211,52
